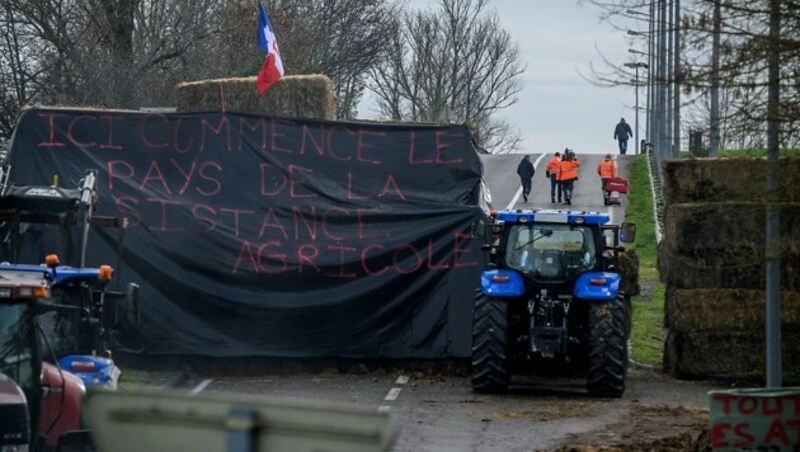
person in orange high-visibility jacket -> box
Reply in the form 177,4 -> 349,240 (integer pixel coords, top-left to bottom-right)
557,149 -> 580,205
544,151 -> 562,203
597,153 -> 617,191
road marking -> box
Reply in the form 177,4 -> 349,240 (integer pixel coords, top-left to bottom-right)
190,378 -> 213,395
378,375 -> 409,413
507,153 -> 548,211
384,387 -> 402,401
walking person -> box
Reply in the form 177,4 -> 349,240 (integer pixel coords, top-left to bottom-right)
597,153 -> 617,191
545,151 -> 562,203
557,150 -> 580,205
613,117 -> 633,155
516,155 -> 535,202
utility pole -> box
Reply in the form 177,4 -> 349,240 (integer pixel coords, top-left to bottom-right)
765,0 -> 781,389
627,4 -> 656,152
657,0 -> 668,169
647,0 -> 656,149
666,0 -> 673,158
625,62 -> 648,155
709,0 -> 721,156
673,0 -> 680,157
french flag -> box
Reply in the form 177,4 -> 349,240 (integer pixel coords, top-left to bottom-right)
256,1 -> 284,95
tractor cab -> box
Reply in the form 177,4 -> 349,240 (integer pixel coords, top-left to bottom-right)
0,269 -> 90,450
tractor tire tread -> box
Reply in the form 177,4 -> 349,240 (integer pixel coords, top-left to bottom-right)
471,290 -> 510,393
586,296 -> 628,398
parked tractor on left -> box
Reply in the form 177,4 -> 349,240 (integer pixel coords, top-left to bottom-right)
0,266 -> 125,451
0,165 -> 139,450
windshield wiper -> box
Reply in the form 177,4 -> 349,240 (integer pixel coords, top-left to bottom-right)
515,229 -> 553,250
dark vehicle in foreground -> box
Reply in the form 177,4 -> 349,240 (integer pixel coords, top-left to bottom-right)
472,209 -> 635,397
0,269 -> 90,450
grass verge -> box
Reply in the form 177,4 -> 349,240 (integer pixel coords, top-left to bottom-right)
625,154 -> 665,366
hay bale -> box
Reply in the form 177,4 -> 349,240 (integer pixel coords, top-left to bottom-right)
662,158 -> 800,204
663,329 -> 800,379
658,244 -> 800,290
663,203 -> 800,254
175,75 -> 335,118
658,202 -> 800,290
617,249 -> 640,297
664,288 -> 800,332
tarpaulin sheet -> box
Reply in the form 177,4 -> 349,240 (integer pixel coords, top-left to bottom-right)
6,107 -> 485,358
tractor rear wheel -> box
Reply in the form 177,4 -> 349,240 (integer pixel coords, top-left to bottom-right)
471,291 -> 510,393
586,296 -> 628,398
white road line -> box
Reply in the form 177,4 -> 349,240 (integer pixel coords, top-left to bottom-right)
506,153 -> 548,211
384,387 -> 402,401
395,375 -> 409,385
377,405 -> 392,413
189,378 -> 213,395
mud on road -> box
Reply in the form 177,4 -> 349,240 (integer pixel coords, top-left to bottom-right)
121,360 -> 725,451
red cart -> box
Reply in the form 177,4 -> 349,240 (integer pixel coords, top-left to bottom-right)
603,177 -> 628,205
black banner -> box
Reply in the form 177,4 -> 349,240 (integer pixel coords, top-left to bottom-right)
6,107 -> 484,358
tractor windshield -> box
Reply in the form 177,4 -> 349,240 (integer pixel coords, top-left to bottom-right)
0,303 -> 37,394
505,223 -> 598,281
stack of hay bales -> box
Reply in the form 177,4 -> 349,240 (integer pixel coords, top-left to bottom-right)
659,158 -> 800,378
176,75 -> 335,119
617,250 -> 641,298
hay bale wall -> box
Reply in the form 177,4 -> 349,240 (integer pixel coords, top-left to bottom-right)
662,203 -> 800,255
176,75 -> 335,119
663,330 -> 800,379
660,158 -> 800,380
662,157 -> 800,204
665,288 -> 800,332
658,202 -> 800,290
658,249 -> 800,290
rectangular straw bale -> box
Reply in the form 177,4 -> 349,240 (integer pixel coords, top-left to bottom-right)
663,329 -> 800,379
617,250 -> 640,297
662,203 -> 800,255
664,288 -> 800,332
662,158 -> 800,204
658,243 -> 800,290
176,75 -> 335,119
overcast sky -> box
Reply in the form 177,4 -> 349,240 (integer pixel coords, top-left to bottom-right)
359,0 -> 645,155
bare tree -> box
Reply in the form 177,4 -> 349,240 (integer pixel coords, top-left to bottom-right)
369,0 -> 524,153
0,0 -> 402,137
589,0 -> 800,151
267,0 -> 400,119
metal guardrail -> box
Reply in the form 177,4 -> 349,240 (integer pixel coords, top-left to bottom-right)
644,144 -> 664,243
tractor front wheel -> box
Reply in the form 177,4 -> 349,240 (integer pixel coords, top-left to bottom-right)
471,291 -> 510,393
586,296 -> 628,398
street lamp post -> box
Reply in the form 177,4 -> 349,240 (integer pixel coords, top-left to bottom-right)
629,48 -> 650,149
627,7 -> 655,149
624,62 -> 649,155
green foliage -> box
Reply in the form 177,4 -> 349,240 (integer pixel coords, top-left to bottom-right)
630,285 -> 665,365
625,156 -> 658,280
626,155 -> 665,366
717,148 -> 800,158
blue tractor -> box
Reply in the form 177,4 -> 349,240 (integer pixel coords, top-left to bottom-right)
472,209 -> 636,397
0,167 -> 139,389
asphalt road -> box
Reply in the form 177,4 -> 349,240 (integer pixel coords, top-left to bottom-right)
482,152 -> 629,226
127,366 -> 725,452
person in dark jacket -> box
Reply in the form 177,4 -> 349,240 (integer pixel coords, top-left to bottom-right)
614,117 -> 633,155
516,155 -> 535,202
